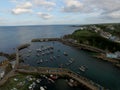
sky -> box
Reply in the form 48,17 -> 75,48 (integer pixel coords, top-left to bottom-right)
0,0 -> 120,26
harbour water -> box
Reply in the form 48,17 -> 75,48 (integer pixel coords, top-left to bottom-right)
19,41 -> 120,90
0,25 -> 120,90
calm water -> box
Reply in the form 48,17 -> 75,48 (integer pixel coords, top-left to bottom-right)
19,41 -> 120,90
0,25 -> 120,90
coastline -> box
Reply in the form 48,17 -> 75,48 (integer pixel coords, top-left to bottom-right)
0,37 -> 119,90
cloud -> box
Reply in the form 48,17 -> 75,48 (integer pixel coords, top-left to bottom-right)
12,2 -> 33,15
86,0 -> 120,12
62,0 -> 83,12
34,0 -> 56,10
37,12 -> 53,19
90,0 -> 120,19
12,8 -> 32,14
62,0 -> 120,20
103,10 -> 120,19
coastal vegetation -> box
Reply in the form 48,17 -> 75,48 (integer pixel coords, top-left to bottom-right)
66,29 -> 120,52
95,23 -> 120,37
0,74 -> 29,90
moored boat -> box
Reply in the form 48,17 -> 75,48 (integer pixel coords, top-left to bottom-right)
79,66 -> 87,72
64,52 -> 68,56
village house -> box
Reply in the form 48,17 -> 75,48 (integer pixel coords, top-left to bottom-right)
100,31 -> 112,39
10,60 -> 16,69
109,36 -> 120,41
106,51 -> 120,59
66,39 -> 77,43
0,68 -> 5,80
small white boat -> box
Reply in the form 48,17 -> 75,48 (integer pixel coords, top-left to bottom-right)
64,52 -> 68,56
36,79 -> 41,83
40,59 -> 43,63
28,50 -> 32,53
40,86 -> 45,90
79,66 -> 87,72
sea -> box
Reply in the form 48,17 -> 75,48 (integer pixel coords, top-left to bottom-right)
0,25 -> 120,90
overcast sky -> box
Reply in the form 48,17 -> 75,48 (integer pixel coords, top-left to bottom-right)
0,0 -> 120,26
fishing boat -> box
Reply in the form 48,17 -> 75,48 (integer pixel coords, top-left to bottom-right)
37,59 -> 43,64
28,50 -> 32,53
50,56 -> 53,60
42,53 -> 45,56
40,59 -> 43,63
36,48 -> 41,52
40,86 -> 45,90
27,54 -> 30,57
53,56 -> 56,60
45,59 -> 48,62
64,52 -> 68,56
79,66 -> 87,72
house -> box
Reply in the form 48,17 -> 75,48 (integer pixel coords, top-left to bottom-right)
67,39 -> 77,43
115,51 -> 120,58
106,51 -> 120,59
110,36 -> 119,41
0,68 -> 5,80
100,31 -> 112,39
10,60 -> 16,69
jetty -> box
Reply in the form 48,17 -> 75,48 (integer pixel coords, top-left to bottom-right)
31,38 -> 60,42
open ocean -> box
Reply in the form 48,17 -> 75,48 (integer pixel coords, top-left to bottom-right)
0,25 -> 79,53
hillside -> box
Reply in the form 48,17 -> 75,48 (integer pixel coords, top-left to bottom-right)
67,29 -> 120,52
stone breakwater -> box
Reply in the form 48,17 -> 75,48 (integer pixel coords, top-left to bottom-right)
31,38 -> 105,53
31,38 -> 60,42
17,43 -> 30,51
16,66 -> 105,90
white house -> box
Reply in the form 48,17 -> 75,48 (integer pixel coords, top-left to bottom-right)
106,51 -> 120,59
115,51 -> 120,58
10,60 -> 16,69
0,69 -> 5,80
106,53 -> 117,58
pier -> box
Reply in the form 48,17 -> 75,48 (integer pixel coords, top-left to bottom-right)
31,38 -> 60,42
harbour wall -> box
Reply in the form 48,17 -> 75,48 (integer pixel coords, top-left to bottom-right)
16,66 -> 105,90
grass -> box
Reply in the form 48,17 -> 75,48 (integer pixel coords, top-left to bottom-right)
72,30 -> 97,37
0,74 -> 31,90
70,29 -> 120,52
